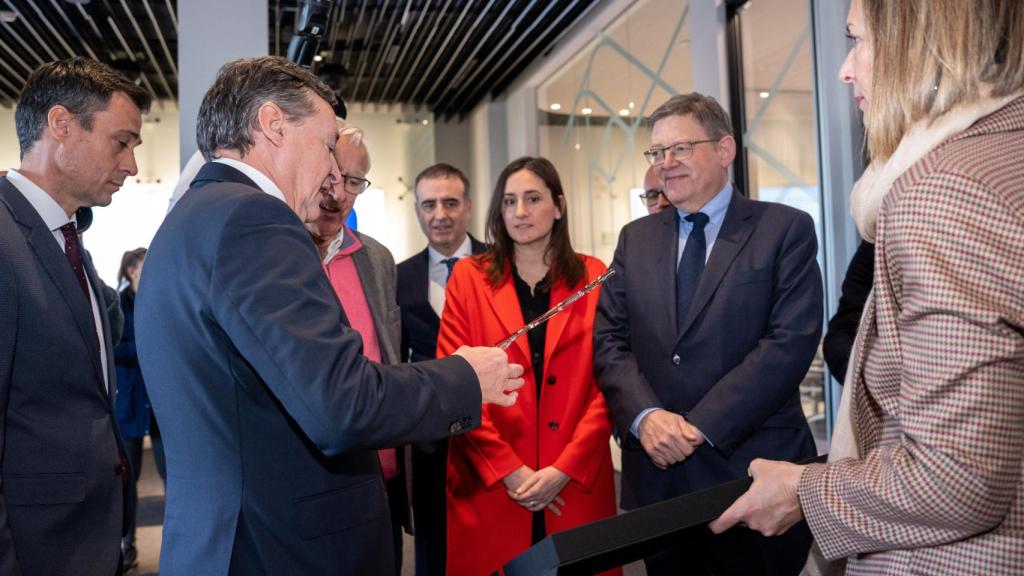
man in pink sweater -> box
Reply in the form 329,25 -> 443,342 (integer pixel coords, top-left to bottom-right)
308,120 -> 409,575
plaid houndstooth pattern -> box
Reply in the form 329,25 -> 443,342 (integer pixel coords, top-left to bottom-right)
798,96 -> 1024,575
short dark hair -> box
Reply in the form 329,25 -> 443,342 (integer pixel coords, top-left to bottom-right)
414,163 -> 471,200
118,247 -> 147,286
15,58 -> 151,159
647,93 -> 733,140
479,157 -> 584,290
197,56 -> 337,161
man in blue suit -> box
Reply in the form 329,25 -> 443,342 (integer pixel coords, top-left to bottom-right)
0,58 -> 150,576
594,93 -> 822,576
396,163 -> 486,576
135,56 -> 523,576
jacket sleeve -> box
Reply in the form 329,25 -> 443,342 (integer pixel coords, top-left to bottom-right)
685,211 -> 823,455
799,173 -> 1024,559
593,227 -> 665,446
210,196 -> 481,457
437,263 -> 524,489
822,240 -> 875,383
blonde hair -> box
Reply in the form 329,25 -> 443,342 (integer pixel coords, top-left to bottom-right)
864,0 -> 1024,160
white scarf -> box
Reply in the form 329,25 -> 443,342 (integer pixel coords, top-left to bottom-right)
849,89 -> 1024,242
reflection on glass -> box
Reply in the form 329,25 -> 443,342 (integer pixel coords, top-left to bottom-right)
740,0 -> 829,452
538,0 -> 692,264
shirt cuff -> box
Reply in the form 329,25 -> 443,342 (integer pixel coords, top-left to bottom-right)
630,407 -> 661,438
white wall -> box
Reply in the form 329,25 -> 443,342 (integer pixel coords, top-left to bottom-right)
0,107 -> 19,170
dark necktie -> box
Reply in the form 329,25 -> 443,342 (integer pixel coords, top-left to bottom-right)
59,222 -> 91,301
442,257 -> 458,282
676,212 -> 710,334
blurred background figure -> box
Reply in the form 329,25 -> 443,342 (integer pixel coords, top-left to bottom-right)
639,165 -> 672,214
438,157 -> 619,576
114,246 -> 165,572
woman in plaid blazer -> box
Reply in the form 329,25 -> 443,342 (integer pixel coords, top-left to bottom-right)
711,0 -> 1024,574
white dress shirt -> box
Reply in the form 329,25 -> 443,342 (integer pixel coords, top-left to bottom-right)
427,235 -> 473,318
5,169 -> 110,393
213,158 -> 288,204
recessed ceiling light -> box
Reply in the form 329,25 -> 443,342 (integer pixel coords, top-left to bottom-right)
618,108 -> 629,116
628,101 -> 635,109
313,55 -> 324,62
581,107 -> 593,115
0,9 -> 17,22
759,91 -> 770,99
421,119 -> 429,126
550,103 -> 562,111
574,143 -> 581,150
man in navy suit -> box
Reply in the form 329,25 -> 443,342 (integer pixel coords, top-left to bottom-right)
396,163 -> 486,576
0,58 -> 150,576
594,93 -> 822,576
135,56 -> 523,576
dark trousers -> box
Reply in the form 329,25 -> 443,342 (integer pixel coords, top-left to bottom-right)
643,522 -> 812,576
412,441 -> 448,576
386,475 -> 406,576
122,437 -> 145,547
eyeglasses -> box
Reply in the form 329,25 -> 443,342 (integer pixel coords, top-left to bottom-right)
638,188 -> 665,207
643,139 -> 719,166
339,173 -> 371,194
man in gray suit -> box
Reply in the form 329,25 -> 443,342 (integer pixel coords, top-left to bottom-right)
0,58 -> 150,576
308,119 -> 411,574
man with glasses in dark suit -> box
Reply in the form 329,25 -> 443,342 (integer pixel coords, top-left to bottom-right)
595,93 -> 822,576
640,165 -> 673,214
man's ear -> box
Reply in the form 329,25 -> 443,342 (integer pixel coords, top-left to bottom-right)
717,134 -> 737,167
255,102 -> 286,148
47,105 -> 74,142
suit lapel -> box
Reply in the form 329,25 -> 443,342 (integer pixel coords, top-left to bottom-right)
82,247 -> 114,399
488,276 -> 530,362
542,278 -> 575,365
1,180 -> 106,390
416,249 -> 440,324
677,191 -> 755,342
654,212 -> 681,339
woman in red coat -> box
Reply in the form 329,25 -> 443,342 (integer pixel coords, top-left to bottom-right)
438,157 -> 620,576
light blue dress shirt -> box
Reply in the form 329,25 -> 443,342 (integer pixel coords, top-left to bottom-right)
631,182 -> 734,442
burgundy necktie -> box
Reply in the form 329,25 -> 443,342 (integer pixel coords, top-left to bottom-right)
59,222 -> 91,301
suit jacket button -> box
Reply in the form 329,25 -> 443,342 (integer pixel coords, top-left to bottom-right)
546,375 -> 557,385
548,421 -> 559,431
449,421 -> 463,434
672,354 -> 681,365
115,463 -> 127,476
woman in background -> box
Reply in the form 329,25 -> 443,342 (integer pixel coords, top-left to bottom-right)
438,157 -> 619,576
711,0 -> 1024,573
114,247 -> 165,569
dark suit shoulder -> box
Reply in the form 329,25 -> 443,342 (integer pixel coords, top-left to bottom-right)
397,247 -> 429,275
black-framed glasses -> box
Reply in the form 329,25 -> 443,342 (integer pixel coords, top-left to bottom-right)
643,139 -> 719,166
638,188 -> 665,207
339,173 -> 371,194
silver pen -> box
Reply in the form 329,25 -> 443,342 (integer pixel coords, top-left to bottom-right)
493,268 -> 616,351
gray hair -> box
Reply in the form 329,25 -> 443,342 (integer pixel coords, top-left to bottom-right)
196,56 -> 337,161
335,117 -> 365,146
647,93 -> 733,140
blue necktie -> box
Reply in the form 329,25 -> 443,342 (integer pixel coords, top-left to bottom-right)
442,257 -> 458,282
676,212 -> 709,334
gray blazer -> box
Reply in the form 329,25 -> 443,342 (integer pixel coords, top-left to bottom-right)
350,231 -> 401,366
